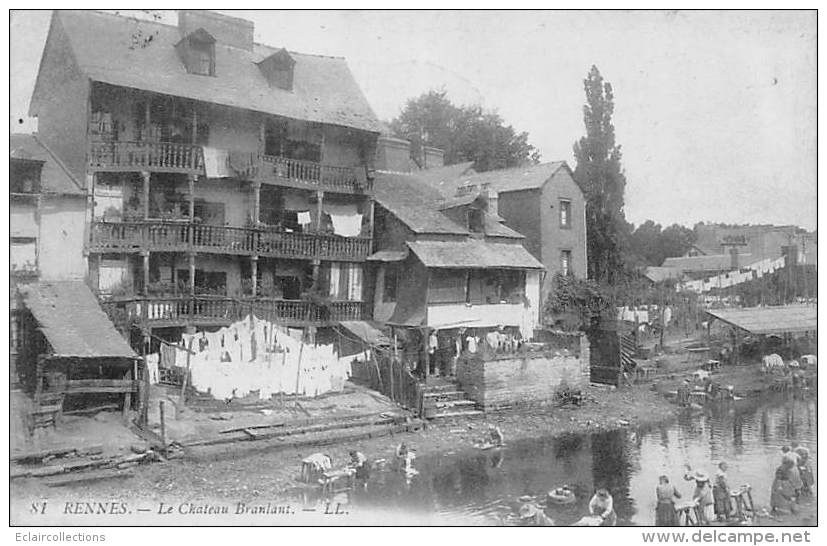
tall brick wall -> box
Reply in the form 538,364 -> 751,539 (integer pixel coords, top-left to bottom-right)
456,340 -> 589,411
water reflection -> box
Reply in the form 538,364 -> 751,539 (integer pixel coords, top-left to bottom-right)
324,393 -> 816,525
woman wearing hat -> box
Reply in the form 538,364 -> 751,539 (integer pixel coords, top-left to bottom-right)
588,488 -> 617,526
684,465 -> 714,525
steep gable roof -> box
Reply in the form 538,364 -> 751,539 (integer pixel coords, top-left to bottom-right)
425,161 -> 573,198
374,173 -> 469,235
10,134 -> 84,195
373,172 -> 523,239
31,10 -> 382,133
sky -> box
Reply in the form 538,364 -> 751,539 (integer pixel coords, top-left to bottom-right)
9,10 -> 817,230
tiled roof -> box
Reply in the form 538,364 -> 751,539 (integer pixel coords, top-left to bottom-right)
373,172 -> 522,238
644,266 -> 683,283
407,161 -> 475,191
424,161 -> 570,197
9,134 -> 84,195
32,10 -> 382,133
662,254 -> 752,272
20,281 -> 138,359
374,172 -> 468,235
407,240 -> 543,270
706,305 -> 816,335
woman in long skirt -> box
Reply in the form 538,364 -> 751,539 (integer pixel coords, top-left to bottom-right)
713,462 -> 733,521
770,462 -> 796,515
655,475 -> 681,526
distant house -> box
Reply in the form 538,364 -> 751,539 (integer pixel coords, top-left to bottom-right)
693,224 -> 816,267
421,161 -> 587,301
368,171 -> 544,342
661,253 -> 752,280
10,134 -> 87,387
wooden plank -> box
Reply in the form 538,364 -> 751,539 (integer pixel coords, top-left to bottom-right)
50,379 -> 139,394
46,468 -> 134,487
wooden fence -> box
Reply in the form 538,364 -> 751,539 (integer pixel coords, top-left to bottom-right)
351,354 -> 424,418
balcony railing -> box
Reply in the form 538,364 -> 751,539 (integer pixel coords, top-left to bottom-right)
88,141 -> 204,174
260,155 -> 371,193
90,221 -> 371,261
100,296 -> 370,327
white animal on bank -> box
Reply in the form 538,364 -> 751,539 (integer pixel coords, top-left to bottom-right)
761,354 -> 785,374
800,355 -> 817,368
787,360 -> 800,369
692,369 -> 711,382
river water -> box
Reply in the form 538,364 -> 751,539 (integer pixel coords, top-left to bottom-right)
305,393 -> 817,525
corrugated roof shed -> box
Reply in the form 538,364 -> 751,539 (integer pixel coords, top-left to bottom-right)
407,240 -> 543,270
706,305 -> 817,335
31,10 -> 382,133
20,281 -> 137,358
10,134 -> 85,195
338,321 -> 391,347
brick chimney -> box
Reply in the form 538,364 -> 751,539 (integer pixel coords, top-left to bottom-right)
729,247 -> 740,270
374,135 -> 412,173
179,10 -> 254,51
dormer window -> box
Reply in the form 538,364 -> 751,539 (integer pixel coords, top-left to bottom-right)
257,49 -> 296,91
176,28 -> 216,76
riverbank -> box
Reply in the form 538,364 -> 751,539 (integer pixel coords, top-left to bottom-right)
11,382 -> 676,502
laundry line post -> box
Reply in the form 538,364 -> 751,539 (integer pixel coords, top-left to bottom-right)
178,335 -> 195,409
294,334 -> 305,407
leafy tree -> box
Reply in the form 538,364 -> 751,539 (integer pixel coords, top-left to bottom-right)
659,223 -> 696,260
542,273 -> 615,331
627,221 -> 697,266
572,66 -> 629,284
389,89 -> 540,172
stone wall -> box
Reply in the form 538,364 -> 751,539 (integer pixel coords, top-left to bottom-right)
456,338 -> 590,411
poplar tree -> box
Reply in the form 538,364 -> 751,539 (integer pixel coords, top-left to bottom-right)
573,66 -> 629,284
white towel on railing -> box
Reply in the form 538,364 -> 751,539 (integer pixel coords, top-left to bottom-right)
202,147 -> 232,178
323,203 -> 362,237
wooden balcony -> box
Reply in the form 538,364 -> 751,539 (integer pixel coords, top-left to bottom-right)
89,221 -> 371,261
88,141 -> 205,174
100,296 -> 370,328
260,155 -> 372,194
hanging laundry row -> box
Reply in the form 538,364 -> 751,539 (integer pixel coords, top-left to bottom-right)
173,315 -> 352,401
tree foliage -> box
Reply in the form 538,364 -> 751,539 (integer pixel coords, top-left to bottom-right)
572,66 -> 629,285
627,220 -> 697,266
542,273 -> 615,331
389,89 -> 540,172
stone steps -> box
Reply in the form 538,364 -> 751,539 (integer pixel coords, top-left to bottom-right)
421,380 -> 481,420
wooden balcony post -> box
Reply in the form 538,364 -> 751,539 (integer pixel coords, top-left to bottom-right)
251,181 -> 262,225
251,256 -> 258,297
141,171 -> 151,220
188,174 -> 196,223
188,253 -> 196,296
315,190 -> 324,231
142,251 -> 150,296
368,199 -> 375,252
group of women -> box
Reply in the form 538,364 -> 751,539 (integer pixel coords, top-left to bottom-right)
655,442 -> 814,526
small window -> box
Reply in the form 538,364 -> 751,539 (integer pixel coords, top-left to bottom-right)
559,199 -> 572,228
560,250 -> 572,276
383,265 -> 399,303
467,208 -> 484,232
